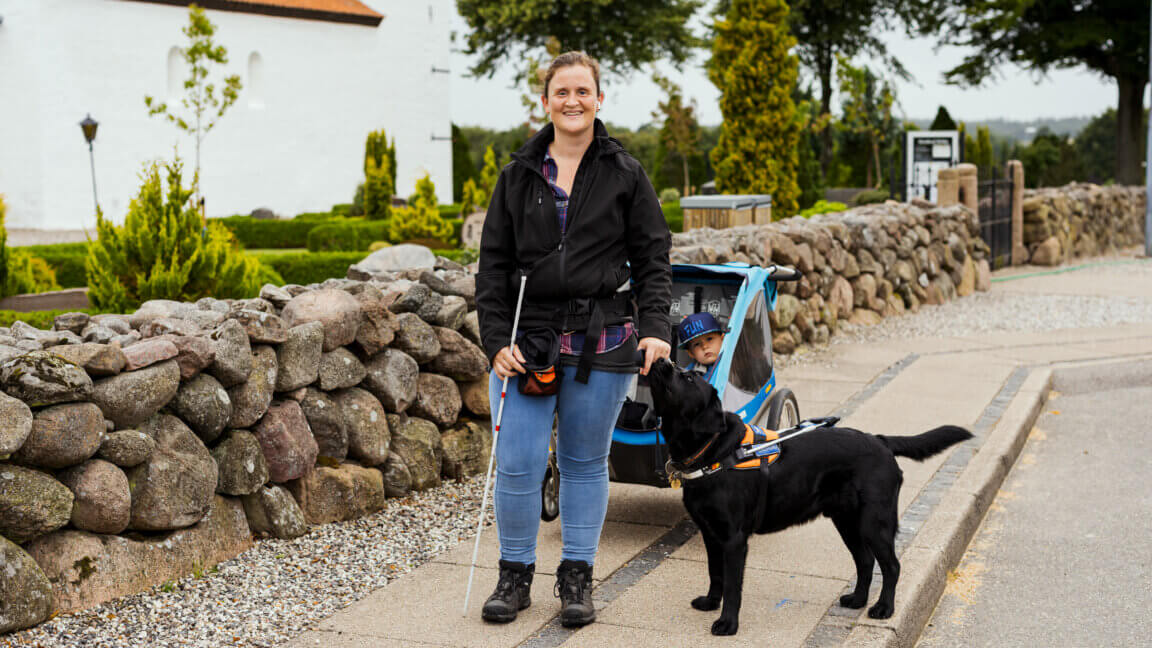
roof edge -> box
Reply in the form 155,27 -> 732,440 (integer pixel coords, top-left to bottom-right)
122,0 -> 383,27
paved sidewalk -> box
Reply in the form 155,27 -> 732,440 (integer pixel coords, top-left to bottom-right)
286,261 -> 1152,648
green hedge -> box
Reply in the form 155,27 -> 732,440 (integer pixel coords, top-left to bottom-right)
662,202 -> 683,233
253,251 -> 365,285
214,216 -> 331,249
0,308 -> 98,330
15,243 -> 89,289
306,221 -> 391,252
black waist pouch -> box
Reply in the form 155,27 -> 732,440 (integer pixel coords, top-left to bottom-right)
517,328 -> 563,397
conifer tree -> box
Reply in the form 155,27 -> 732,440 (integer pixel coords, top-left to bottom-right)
388,174 -> 453,243
0,195 -> 9,290
708,0 -> 802,216
363,155 -> 393,221
460,145 -> 501,216
364,129 -> 397,188
86,158 -> 260,313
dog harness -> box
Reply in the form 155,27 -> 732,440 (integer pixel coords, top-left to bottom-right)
667,423 -> 781,486
665,416 -> 841,488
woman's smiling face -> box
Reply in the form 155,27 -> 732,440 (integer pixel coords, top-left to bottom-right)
541,64 -> 603,137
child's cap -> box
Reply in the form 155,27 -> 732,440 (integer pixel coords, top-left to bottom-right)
677,312 -> 726,348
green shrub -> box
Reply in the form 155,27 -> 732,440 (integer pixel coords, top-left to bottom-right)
389,175 -> 452,244
331,203 -> 354,218
27,249 -> 87,288
253,251 -> 364,285
306,221 -> 390,252
5,250 -> 60,296
87,159 -> 262,312
799,200 -> 848,218
661,202 -> 683,233
438,204 -> 463,220
293,211 -> 333,221
434,248 -> 478,265
364,155 -> 393,221
851,189 -> 889,206
213,215 -> 323,249
659,187 -> 681,203
0,194 -> 10,291
0,308 -> 98,330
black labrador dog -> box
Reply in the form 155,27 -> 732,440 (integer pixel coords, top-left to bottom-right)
647,358 -> 972,636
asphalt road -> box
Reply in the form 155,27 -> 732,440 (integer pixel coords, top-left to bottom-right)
916,384 -> 1152,648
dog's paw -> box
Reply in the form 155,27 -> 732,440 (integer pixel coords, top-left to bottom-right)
691,596 -> 720,611
867,601 -> 893,619
710,617 -> 739,636
839,593 -> 867,609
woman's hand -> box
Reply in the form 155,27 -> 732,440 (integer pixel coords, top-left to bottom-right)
492,344 -> 527,379
637,337 -> 671,376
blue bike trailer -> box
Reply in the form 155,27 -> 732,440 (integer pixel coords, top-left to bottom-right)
607,262 -> 802,487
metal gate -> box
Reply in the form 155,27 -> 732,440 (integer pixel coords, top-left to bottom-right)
978,178 -> 1014,269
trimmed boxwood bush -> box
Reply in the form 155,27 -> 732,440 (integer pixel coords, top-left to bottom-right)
214,215 -> 328,249
253,251 -> 365,285
306,221 -> 390,252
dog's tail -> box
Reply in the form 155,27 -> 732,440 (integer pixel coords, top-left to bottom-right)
878,425 -> 973,461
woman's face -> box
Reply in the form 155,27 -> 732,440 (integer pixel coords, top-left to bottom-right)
541,64 -> 603,138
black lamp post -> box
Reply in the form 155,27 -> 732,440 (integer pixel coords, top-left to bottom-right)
79,114 -> 99,214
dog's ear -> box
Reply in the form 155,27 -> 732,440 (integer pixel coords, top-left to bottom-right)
690,389 -> 727,436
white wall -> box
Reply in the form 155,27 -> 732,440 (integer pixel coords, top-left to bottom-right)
0,0 -> 453,230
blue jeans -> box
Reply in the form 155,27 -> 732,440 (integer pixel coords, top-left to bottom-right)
488,368 -> 634,566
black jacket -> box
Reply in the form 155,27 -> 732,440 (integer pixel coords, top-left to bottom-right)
476,120 -> 672,362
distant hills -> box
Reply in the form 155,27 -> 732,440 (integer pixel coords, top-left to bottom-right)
908,116 -> 1091,141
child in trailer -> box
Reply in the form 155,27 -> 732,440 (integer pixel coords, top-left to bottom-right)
676,312 -> 727,381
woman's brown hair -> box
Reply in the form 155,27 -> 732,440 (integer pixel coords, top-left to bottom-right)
542,51 -> 601,97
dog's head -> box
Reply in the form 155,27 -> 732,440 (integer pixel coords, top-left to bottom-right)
648,358 -> 728,459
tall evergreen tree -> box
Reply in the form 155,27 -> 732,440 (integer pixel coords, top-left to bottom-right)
651,73 -> 703,196
451,123 -> 478,202
708,0 -> 802,216
929,106 -> 957,130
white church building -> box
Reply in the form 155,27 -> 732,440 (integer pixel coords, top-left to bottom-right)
0,0 -> 454,230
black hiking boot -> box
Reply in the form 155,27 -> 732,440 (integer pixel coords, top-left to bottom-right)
555,559 -> 595,627
482,560 -> 534,623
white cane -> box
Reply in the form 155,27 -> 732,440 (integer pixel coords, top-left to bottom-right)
463,274 -> 528,616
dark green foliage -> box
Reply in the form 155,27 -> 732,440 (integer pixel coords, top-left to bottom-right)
0,309 -> 98,330
306,221 -> 390,252
331,203 -> 354,218
253,252 -> 364,285
212,216 -> 323,248
662,202 -> 683,233
0,196 -> 60,297
457,0 -> 704,78
930,0 -> 1148,184
452,123 -> 478,203
1011,129 -> 1086,188
293,211 -> 334,221
929,106 -> 957,131
1074,108 -> 1149,184
86,159 -> 262,313
0,195 -> 9,291
26,248 -> 87,288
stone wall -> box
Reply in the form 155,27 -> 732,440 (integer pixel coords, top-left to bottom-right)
1020,184 -> 1146,266
670,200 -> 993,353
0,247 -> 493,633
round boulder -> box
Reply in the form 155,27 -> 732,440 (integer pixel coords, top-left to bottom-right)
126,414 -> 218,531
227,345 -> 279,429
385,414 -> 442,491
317,347 -> 367,391
170,373 -> 233,444
97,429 -> 155,468
206,319 -> 254,387
210,430 -> 269,496
426,327 -> 488,381
91,359 -> 181,428
57,459 -> 131,534
275,321 -> 324,392
252,400 -> 318,483
281,289 -> 362,352
407,373 -> 461,427
14,402 -> 105,469
361,349 -> 418,413
0,536 -> 54,634
0,390 -> 33,456
0,350 -> 93,407
381,452 -> 412,498
300,387 -> 348,460
331,388 -> 390,465
0,464 -> 73,543
390,313 -> 440,363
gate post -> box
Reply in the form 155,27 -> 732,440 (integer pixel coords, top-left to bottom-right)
1008,160 -> 1026,265
937,167 -> 959,206
957,163 -> 979,212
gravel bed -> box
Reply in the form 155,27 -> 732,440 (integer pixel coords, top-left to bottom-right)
1,479 -> 492,648
3,257 -> 1150,648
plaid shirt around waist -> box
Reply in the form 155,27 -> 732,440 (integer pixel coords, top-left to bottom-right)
543,150 -> 633,356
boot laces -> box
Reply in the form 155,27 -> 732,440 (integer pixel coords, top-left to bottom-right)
554,568 -> 586,602
493,568 -> 519,601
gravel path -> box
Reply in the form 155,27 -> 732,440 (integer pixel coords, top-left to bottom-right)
3,256 -> 1151,648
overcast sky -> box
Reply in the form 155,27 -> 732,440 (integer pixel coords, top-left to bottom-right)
448,12 -> 1131,131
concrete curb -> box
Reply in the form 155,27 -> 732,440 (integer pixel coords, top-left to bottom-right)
843,354 -> 1152,647
842,367 -> 1053,648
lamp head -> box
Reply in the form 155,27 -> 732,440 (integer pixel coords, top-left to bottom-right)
80,114 -> 98,144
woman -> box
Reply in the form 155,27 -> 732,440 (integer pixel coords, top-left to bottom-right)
475,51 -> 672,627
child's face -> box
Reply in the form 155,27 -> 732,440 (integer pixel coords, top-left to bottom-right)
686,332 -> 723,366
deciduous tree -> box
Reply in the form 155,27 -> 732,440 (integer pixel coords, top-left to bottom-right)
928,0 -> 1148,184
651,73 -> 702,196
